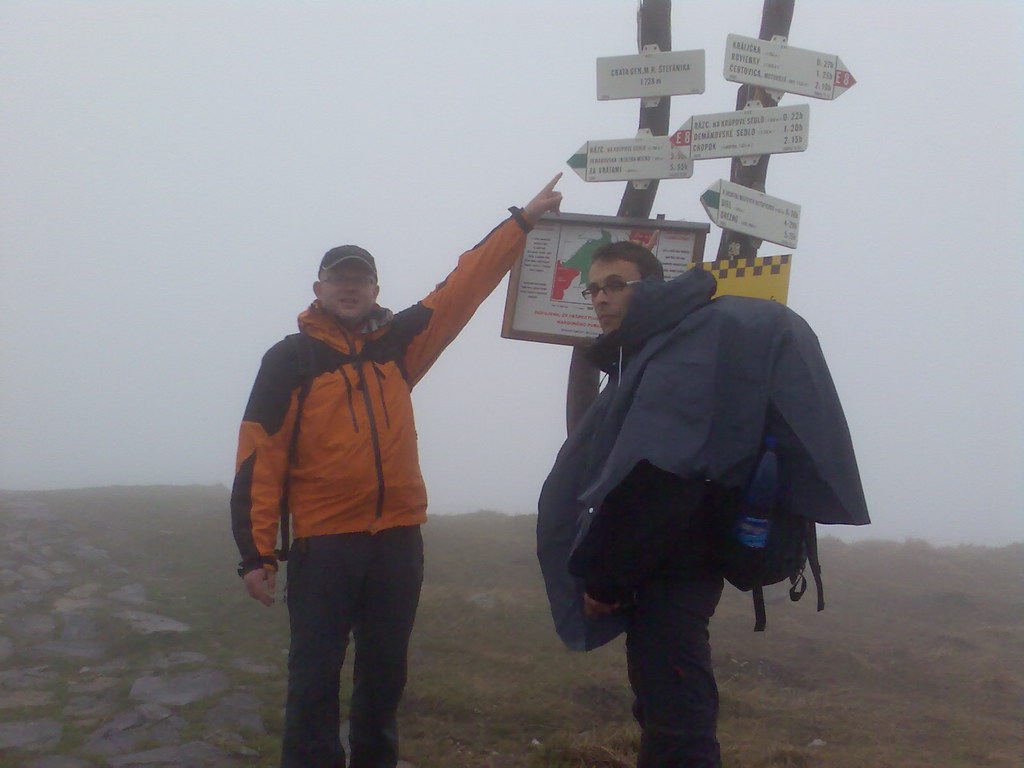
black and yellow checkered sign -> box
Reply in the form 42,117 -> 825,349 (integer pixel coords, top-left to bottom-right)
691,254 -> 792,304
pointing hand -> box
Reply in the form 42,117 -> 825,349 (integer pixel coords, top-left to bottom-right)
523,173 -> 563,221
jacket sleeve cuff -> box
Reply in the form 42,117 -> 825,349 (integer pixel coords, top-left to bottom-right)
508,206 -> 534,232
237,555 -> 278,578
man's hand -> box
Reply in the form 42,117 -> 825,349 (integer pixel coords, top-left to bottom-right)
523,173 -> 563,222
583,592 -> 620,619
243,567 -> 277,607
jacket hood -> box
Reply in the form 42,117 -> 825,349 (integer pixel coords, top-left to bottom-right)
586,267 -> 717,372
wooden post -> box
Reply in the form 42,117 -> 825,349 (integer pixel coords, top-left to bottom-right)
716,0 -> 796,261
617,0 -> 672,220
566,0 -> 672,435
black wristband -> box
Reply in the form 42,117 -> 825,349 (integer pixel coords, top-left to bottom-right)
237,555 -> 278,578
508,206 -> 533,232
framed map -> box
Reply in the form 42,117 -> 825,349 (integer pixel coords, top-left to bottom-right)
501,212 -> 709,346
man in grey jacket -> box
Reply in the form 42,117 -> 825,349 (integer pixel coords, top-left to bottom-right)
538,241 -> 868,768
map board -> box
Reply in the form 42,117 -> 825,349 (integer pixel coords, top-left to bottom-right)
502,212 -> 709,346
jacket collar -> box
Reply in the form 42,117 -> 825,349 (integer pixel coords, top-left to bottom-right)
297,302 -> 394,351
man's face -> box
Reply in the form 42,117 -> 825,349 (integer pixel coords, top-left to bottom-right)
313,262 -> 380,327
586,258 -> 643,333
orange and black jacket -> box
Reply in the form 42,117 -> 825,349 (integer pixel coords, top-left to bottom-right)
231,211 -> 532,576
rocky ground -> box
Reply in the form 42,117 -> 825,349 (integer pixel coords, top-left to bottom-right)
4,491 -> 1021,768
0,499 -> 318,768
0,499 -> 272,765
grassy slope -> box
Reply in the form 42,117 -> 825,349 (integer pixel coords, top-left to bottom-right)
8,486 -> 1023,768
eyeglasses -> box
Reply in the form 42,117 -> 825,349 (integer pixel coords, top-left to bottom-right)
320,273 -> 376,288
581,278 -> 642,300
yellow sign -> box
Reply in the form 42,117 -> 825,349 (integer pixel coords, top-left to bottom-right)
692,254 -> 792,304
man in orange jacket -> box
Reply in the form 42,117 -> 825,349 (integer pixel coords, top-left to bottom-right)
230,175 -> 562,768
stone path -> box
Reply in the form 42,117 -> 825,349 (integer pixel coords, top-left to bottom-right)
0,500 -> 265,767
0,498 -> 422,768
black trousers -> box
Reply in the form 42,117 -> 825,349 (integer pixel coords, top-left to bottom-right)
626,577 -> 724,768
281,526 -> 424,768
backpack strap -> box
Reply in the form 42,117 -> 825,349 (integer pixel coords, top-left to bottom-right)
752,585 -> 767,632
275,334 -> 315,563
806,519 -> 825,612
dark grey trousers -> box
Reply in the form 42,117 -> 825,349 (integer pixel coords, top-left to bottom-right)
281,526 -> 423,768
627,577 -> 724,768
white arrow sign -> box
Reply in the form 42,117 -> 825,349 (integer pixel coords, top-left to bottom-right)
597,49 -> 705,100
724,34 -> 856,100
671,104 -> 809,161
700,179 -> 801,248
567,135 -> 692,182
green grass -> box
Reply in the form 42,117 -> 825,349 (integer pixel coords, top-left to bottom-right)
2,487 -> 1021,768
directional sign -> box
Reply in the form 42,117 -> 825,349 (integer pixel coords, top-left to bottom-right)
671,104 -> 809,161
597,49 -> 705,100
700,179 -> 801,248
724,34 -> 856,100
567,136 -> 692,182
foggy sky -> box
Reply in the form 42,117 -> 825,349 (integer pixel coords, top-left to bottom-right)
2,0 -> 1021,546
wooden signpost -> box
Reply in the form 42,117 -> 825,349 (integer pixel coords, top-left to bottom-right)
567,133 -> 693,183
700,179 -> 800,248
596,48 -> 705,100
716,0 -> 797,261
672,104 -> 810,161
724,33 -> 856,100
499,0 -> 852,433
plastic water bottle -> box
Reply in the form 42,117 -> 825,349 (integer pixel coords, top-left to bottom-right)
734,437 -> 779,549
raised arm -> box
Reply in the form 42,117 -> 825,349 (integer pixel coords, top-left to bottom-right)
400,175 -> 562,385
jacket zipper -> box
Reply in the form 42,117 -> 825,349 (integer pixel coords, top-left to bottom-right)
352,353 -> 386,521
372,363 -> 391,428
338,367 -> 360,432
341,326 -> 387,522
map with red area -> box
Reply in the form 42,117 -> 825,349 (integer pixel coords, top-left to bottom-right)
550,229 -> 613,301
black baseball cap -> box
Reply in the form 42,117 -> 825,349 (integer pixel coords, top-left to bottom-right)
319,245 -> 376,279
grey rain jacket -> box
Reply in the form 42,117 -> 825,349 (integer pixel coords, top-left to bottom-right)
537,266 -> 869,651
